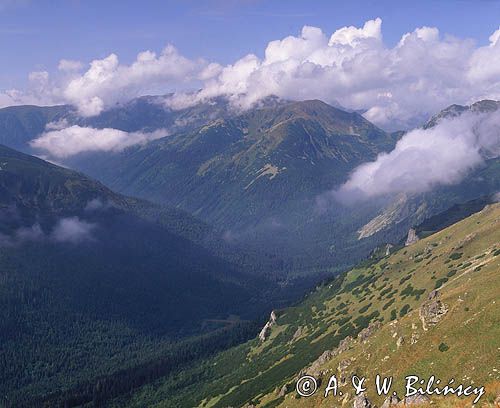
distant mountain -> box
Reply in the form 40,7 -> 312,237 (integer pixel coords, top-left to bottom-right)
0,95 -> 286,152
0,144 -> 281,404
424,99 -> 500,129
1,98 -> 498,277
358,100 -> 500,241
0,100 -> 395,270
414,194 -> 497,237
71,100 -> 397,226
0,104 -> 70,149
60,100 -> 401,274
111,203 -> 500,408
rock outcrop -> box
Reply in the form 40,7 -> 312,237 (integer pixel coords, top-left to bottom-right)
358,321 -> 382,343
405,228 -> 419,246
304,336 -> 353,376
396,336 -> 405,348
291,326 -> 303,341
258,310 -> 277,342
419,291 -> 448,331
381,394 -> 401,407
353,393 -> 373,408
277,383 -> 288,397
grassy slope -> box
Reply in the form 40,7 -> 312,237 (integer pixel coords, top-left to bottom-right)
117,204 -> 500,407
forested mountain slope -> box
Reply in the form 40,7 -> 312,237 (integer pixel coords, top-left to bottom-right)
0,144 -> 280,406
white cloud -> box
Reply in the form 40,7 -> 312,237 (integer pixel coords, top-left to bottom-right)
0,69 -> 60,107
1,20 -> 499,128
30,125 -> 168,158
15,223 -> 44,241
167,20 -> 500,129
62,45 -> 207,116
0,218 -> 99,246
51,217 -> 95,243
334,109 -> 500,201
467,28 -> 500,85
58,59 -> 83,72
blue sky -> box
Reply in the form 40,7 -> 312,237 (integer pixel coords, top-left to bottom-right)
1,0 -> 499,88
0,0 -> 499,131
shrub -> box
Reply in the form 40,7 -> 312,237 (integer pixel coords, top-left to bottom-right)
434,277 -> 448,289
399,304 -> 411,317
438,342 -> 449,352
358,303 -> 372,314
382,298 -> 395,310
399,274 -> 412,285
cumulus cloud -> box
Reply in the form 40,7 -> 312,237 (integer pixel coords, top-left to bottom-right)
334,109 -> 500,201
30,125 -> 168,158
167,20 -> 500,129
0,70 -> 60,107
62,45 -> 209,116
51,217 -> 96,243
1,20 -> 500,128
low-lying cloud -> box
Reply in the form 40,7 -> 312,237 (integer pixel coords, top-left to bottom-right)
0,217 -> 96,247
51,217 -> 96,243
1,19 -> 499,128
30,124 -> 167,158
0,223 -> 44,247
334,109 -> 500,202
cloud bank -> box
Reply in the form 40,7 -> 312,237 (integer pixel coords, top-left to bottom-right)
335,109 -> 500,201
1,19 -> 499,128
30,124 -> 167,158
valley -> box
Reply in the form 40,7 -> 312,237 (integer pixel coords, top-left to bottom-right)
1,5 -> 499,407
0,98 -> 498,407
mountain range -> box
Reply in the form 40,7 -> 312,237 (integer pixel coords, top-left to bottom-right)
1,97 -> 498,275
0,96 -> 498,406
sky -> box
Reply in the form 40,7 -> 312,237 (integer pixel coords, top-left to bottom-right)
0,0 -> 499,129
1,0 -> 499,87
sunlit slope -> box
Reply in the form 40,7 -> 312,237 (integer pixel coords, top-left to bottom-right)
118,203 -> 500,407
253,203 -> 500,407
